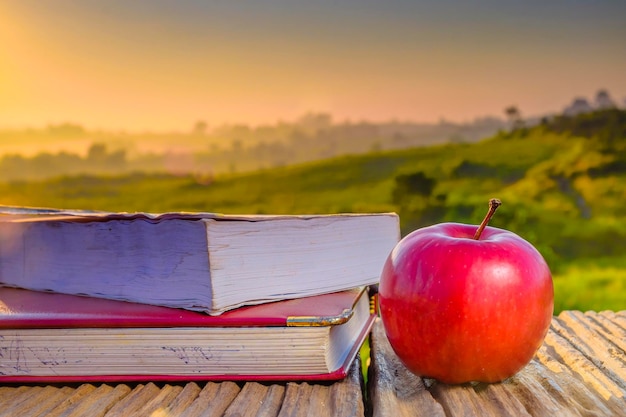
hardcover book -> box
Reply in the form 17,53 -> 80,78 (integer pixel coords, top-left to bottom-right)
0,286 -> 375,382
0,206 -> 399,314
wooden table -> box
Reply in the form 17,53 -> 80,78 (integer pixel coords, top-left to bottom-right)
369,310 -> 625,416
1,311 -> 624,416
0,359 -> 365,417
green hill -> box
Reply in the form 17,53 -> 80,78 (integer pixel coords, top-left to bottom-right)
2,108 -> 625,312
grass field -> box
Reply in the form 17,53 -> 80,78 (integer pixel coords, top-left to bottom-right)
552,257 -> 626,313
1,111 -> 625,314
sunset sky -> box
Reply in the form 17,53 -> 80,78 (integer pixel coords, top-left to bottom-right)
1,0 -> 625,132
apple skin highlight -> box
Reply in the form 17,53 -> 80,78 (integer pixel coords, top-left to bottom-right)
378,222 -> 554,384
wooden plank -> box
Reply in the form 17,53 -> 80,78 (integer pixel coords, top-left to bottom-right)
179,381 -> 241,417
0,385 -> 46,413
555,311 -> 626,386
429,382 -> 493,416
368,319 -> 445,417
15,386 -> 76,417
158,382 -> 202,416
539,323 -> 626,415
533,342 -> 617,416
221,382 -> 285,417
131,384 -> 183,416
57,384 -> 131,417
275,357 -> 365,417
473,381 -> 532,416
544,319 -> 625,399
498,360 -> 582,417
609,311 -> 626,329
104,383 -> 161,417
368,313 -> 626,417
0,386 -> 45,417
43,384 -> 98,417
300,384 -> 332,417
428,379 -> 533,416
0,386 -> 25,409
328,356 -> 366,417
276,381 -> 316,417
246,384 -> 286,417
585,311 -> 626,353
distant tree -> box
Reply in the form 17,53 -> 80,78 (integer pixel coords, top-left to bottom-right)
87,143 -> 107,162
563,98 -> 593,116
541,108 -> 626,152
392,171 -> 435,204
504,106 -> 524,130
193,120 -> 208,135
47,123 -> 85,137
0,154 -> 26,180
594,89 -> 617,110
231,139 -> 243,152
106,149 -> 127,171
86,143 -> 126,171
391,171 -> 445,230
297,113 -> 332,134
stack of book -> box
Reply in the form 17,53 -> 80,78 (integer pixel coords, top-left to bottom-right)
0,206 -> 400,382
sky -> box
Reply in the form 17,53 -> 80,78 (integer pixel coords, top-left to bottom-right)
1,0 -> 625,132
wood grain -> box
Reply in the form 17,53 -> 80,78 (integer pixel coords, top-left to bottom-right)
367,319 -> 445,417
179,381 -> 241,417
369,311 -> 626,417
1,311 -> 623,416
0,358 -> 364,417
104,383 -> 162,417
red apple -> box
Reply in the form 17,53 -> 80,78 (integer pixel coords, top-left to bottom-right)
378,199 -> 553,384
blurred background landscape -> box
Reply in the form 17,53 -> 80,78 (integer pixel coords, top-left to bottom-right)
1,0 -> 625,313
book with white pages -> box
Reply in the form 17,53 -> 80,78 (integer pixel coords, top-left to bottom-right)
0,286 -> 375,382
0,205 -> 400,314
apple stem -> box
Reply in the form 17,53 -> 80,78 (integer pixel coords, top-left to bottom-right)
473,198 -> 502,240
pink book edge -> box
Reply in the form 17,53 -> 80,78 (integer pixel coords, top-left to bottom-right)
0,286 -> 366,328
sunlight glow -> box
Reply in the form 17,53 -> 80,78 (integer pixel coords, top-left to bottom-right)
0,1 -> 624,132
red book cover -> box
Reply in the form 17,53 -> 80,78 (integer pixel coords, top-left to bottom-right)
0,287 -> 375,383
